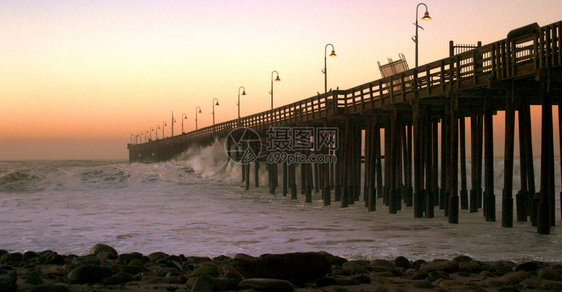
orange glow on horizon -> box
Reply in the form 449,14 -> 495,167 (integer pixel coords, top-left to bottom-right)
1,1 -> 562,159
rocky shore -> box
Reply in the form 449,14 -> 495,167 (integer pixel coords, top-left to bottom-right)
1,244 -> 562,291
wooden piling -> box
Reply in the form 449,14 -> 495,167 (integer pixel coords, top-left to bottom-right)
443,108 -> 451,216
517,102 -> 528,221
440,116 -> 448,211
519,98 -> 536,221
283,162 -> 288,197
448,96 -> 459,224
389,110 -> 399,214
413,101 -> 424,218
484,97 -> 495,222
384,125 -> 392,207
538,88 -> 553,234
424,108 -> 433,217
432,120 -> 439,207
559,99 -> 562,222
470,114 -> 479,213
405,124 -> 413,207
459,117 -> 469,210
255,160 -> 260,188
245,161 -> 250,190
366,121 -> 378,212
502,83 -> 515,228
290,161 -> 297,200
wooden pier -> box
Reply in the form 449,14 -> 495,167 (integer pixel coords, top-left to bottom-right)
129,21 -> 562,234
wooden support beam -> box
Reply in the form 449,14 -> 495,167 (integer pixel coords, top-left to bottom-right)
405,124 -> 413,207
484,96 -> 496,222
440,116 -> 448,211
502,83 -> 515,228
413,101 -> 424,217
283,162 -> 288,197
460,117 -> 469,210
538,87 -> 553,234
424,107 -> 433,218
470,114 -> 481,213
448,95 -> 459,224
389,110 -> 399,214
255,160 -> 260,188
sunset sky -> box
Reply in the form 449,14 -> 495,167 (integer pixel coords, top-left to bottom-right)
1,0 -> 561,160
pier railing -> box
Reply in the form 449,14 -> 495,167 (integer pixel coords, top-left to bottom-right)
131,21 -> 561,148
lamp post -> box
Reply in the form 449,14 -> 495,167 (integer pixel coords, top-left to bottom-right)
212,98 -> 219,126
195,106 -> 202,130
130,134 -> 134,144
150,127 -> 154,141
156,125 -> 160,140
171,111 -> 176,137
135,134 -> 140,144
162,121 -> 167,138
323,43 -> 337,95
237,86 -> 246,122
270,71 -> 281,110
181,113 -> 187,134
145,130 -> 149,143
414,3 -> 431,68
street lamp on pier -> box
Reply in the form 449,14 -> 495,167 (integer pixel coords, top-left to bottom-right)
237,86 -> 246,124
413,3 -> 431,68
156,125 -> 160,140
171,111 -> 176,137
270,71 -> 281,110
212,98 -> 219,126
150,127 -> 154,141
181,113 -> 187,134
323,43 -> 337,96
195,106 -> 202,130
162,121 -> 167,138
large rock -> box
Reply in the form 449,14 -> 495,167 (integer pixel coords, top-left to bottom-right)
89,244 -> 117,257
238,278 -> 296,292
228,252 -> 331,286
29,283 -> 70,292
67,265 -> 112,284
191,275 -> 240,292
102,272 -> 135,285
341,260 -> 370,272
0,272 -> 17,292
419,260 -> 459,273
118,252 -> 146,265
394,256 -> 410,269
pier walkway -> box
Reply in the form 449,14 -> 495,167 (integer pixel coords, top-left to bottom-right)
128,21 -> 562,233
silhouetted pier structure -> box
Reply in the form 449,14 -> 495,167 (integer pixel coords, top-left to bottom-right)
129,21 -> 562,234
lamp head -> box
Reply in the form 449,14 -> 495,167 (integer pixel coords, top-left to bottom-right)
275,75 -> 281,82
242,90 -> 246,96
198,109 -> 202,113
329,50 -> 337,57
215,101 -> 219,106
422,12 -> 431,21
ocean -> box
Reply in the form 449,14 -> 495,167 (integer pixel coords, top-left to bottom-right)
1,141 -> 561,262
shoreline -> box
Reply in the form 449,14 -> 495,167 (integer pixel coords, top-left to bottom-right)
1,244 -> 562,291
